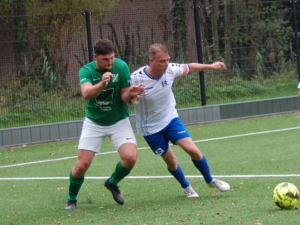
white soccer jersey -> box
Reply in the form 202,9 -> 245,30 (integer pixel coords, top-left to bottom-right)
130,63 -> 189,136
298,82 -> 300,89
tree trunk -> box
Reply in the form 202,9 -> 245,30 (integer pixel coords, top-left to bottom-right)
211,0 -> 219,60
11,0 -> 30,82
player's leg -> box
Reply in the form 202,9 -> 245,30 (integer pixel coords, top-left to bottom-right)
176,137 -> 213,182
161,147 -> 199,197
169,118 -> 230,192
65,118 -> 103,210
108,142 -> 137,185
65,150 -> 95,208
144,130 -> 198,197
105,118 -> 138,205
176,137 -> 230,191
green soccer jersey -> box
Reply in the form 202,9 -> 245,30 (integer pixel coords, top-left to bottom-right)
78,58 -> 130,126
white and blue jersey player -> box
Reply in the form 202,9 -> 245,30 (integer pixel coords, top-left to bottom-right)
130,43 -> 230,197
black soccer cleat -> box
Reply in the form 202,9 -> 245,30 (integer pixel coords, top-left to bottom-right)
64,200 -> 77,210
104,179 -> 125,205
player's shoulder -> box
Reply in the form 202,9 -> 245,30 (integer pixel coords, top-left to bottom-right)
131,65 -> 147,76
167,62 -> 189,76
80,61 -> 96,73
166,62 -> 184,73
168,62 -> 186,68
114,57 -> 128,66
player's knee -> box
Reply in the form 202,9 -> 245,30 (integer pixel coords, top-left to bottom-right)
125,154 -> 137,166
74,161 -> 90,175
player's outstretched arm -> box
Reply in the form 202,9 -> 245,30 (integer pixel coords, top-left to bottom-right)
188,61 -> 226,73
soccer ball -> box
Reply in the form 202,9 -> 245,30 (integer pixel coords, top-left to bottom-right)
273,182 -> 299,209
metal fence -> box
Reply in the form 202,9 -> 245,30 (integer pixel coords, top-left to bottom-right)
0,0 -> 300,129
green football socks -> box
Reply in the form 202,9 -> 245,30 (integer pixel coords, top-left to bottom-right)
108,162 -> 131,186
67,172 -> 84,201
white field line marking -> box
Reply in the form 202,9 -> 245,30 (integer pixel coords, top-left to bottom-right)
1,174 -> 300,180
193,126 -> 300,143
1,126 -> 300,169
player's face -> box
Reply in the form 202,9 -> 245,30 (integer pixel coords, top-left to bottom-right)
150,52 -> 170,75
94,52 -> 115,71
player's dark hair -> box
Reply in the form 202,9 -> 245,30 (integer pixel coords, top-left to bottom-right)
93,38 -> 116,55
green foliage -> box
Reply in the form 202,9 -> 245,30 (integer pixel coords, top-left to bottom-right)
0,0 -> 120,86
39,53 -> 65,89
102,22 -> 149,67
171,0 -> 188,59
0,81 -> 84,128
0,1 -> 299,128
229,3 -> 293,77
0,65 -> 297,128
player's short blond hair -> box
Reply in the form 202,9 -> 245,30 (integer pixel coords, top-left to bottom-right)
148,43 -> 169,59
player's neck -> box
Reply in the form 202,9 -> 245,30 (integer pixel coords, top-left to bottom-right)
145,66 -> 162,79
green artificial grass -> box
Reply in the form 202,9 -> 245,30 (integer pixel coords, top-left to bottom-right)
1,112 -> 300,224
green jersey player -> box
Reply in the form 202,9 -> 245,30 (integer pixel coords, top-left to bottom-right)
65,38 -> 144,210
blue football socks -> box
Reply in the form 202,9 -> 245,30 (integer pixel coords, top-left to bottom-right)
192,156 -> 213,183
168,164 -> 190,188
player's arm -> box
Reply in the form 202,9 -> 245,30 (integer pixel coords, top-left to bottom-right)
80,72 -> 112,100
188,61 -> 226,73
120,84 -> 145,103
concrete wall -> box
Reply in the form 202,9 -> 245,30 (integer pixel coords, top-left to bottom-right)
1,96 -> 300,148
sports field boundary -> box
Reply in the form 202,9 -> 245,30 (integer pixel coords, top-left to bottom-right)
1,125 -> 300,170
1,96 -> 300,149
1,174 -> 300,181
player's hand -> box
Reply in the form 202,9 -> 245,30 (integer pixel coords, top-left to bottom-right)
129,83 -> 145,96
130,95 -> 141,105
102,72 -> 113,86
211,61 -> 226,70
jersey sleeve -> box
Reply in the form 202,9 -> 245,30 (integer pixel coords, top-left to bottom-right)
78,66 -> 93,85
169,63 -> 190,78
119,61 -> 131,89
298,82 -> 300,89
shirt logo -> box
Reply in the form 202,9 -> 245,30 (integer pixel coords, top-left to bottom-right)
161,80 -> 168,87
112,74 -> 119,82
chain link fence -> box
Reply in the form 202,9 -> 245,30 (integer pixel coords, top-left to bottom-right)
0,0 -> 299,128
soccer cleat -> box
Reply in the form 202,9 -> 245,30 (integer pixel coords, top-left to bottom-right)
64,200 -> 77,210
104,179 -> 125,205
208,179 -> 230,192
183,185 -> 199,197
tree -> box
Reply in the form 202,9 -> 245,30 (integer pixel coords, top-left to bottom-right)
171,0 -> 188,60
0,0 -> 119,87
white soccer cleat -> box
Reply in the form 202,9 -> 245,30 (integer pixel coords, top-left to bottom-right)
207,179 -> 230,192
183,185 -> 199,197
